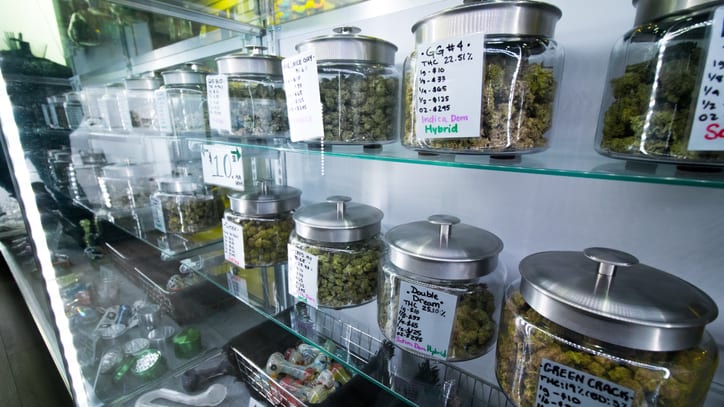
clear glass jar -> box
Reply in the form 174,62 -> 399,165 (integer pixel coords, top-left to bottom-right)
159,69 -> 209,135
378,215 -> 504,361
288,196 -> 384,308
48,150 -> 71,191
48,95 -> 68,129
98,162 -> 156,210
295,27 -> 400,145
228,263 -> 292,313
99,83 -> 130,130
596,1 -> 724,166
80,87 -> 105,126
496,248 -> 719,407
402,1 -> 562,155
151,176 -> 222,234
68,150 -> 107,208
63,91 -> 84,129
124,77 -> 163,130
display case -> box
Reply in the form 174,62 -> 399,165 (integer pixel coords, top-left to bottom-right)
1,1 -> 724,406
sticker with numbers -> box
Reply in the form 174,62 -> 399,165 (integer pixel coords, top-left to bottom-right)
415,34 -> 484,140
536,359 -> 634,407
282,52 -> 324,142
200,143 -> 245,189
154,90 -> 172,133
227,271 -> 249,300
287,244 -> 319,308
222,218 -> 245,268
150,196 -> 166,233
206,74 -> 231,132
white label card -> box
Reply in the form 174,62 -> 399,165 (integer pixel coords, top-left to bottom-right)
206,74 -> 231,132
689,6 -> 724,151
154,90 -> 172,133
415,34 -> 484,140
222,218 -> 246,267
200,143 -> 245,189
287,244 -> 319,308
150,196 -> 166,233
282,52 -> 325,142
227,271 -> 249,300
536,359 -> 634,407
394,281 -> 456,360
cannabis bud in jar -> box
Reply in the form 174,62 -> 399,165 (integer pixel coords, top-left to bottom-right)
151,176 -> 222,234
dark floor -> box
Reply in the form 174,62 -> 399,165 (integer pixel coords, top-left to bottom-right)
0,257 -> 74,407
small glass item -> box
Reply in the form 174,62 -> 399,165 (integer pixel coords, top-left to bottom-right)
151,176 -> 223,234
173,327 -> 202,359
159,68 -> 209,135
124,76 -> 163,130
379,215 -> 505,361
497,247 -> 719,407
98,162 -> 156,210
63,91 -> 84,129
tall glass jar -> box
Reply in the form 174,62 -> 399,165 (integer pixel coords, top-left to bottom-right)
151,176 -> 222,234
497,248 -> 719,407
159,69 -> 209,136
124,76 -> 163,131
99,82 -> 130,130
98,162 -> 156,210
288,196 -> 384,308
68,149 -> 107,208
402,0 -> 563,155
596,1 -> 724,166
295,27 -> 400,146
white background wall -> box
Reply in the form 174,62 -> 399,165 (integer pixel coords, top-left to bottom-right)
0,0 -> 65,65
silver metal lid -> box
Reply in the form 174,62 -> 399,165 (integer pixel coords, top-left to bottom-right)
412,0 -> 562,44
386,215 -> 502,280
157,176 -> 205,194
161,69 -> 207,85
216,47 -> 283,76
124,77 -> 162,90
102,162 -> 155,179
633,0 -> 723,26
295,26 -> 398,65
228,183 -> 301,216
519,247 -> 718,351
293,196 -> 383,243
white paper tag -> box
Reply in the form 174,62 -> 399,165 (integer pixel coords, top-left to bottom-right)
150,196 -> 166,233
287,244 -> 319,308
282,52 -> 325,142
154,90 -> 172,133
536,359 -> 634,407
200,143 -> 245,189
222,218 -> 245,268
227,271 -> 249,300
207,74 -> 232,132
414,34 -> 484,140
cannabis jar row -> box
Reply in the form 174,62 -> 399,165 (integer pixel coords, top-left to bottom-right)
150,176 -> 224,234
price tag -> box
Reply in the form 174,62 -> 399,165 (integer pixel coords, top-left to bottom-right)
222,218 -> 245,267
690,6 -> 724,151
414,34 -> 483,140
150,195 -> 166,233
206,74 -> 232,132
282,52 -> 324,142
287,244 -> 319,308
227,271 -> 249,300
154,90 -> 172,133
536,359 -> 634,407
200,143 -> 245,189
394,282 -> 456,360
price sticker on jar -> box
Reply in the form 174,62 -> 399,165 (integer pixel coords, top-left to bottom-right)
287,245 -> 319,308
414,34 -> 483,140
282,52 -> 324,142
395,281 -> 456,360
536,359 -> 634,407
200,143 -> 245,189
206,74 -> 232,132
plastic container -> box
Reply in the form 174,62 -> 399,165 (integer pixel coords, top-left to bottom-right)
289,196 -> 384,308
402,0 -> 563,155
98,162 -> 156,210
378,215 -> 505,361
150,176 -> 223,234
159,69 -> 209,135
124,76 -> 163,130
496,247 -> 719,407
295,27 -> 400,146
596,0 -> 724,166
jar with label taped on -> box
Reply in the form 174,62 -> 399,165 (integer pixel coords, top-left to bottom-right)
124,76 -> 163,131
288,196 -> 384,308
98,162 -> 156,210
159,68 -> 209,135
496,247 -> 719,407
402,0 -> 563,155
68,149 -> 108,208
151,176 -> 223,234
596,1 -> 724,166
214,47 -> 289,139
294,27 -> 400,146
378,215 -> 504,361
223,182 -> 300,267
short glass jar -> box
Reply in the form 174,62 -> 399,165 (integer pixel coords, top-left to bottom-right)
151,176 -> 222,234
402,0 -> 563,155
124,76 -> 163,130
496,248 -> 719,407
378,215 -> 504,361
596,1 -> 724,166
288,196 -> 384,308
98,162 -> 156,210
159,69 -> 209,135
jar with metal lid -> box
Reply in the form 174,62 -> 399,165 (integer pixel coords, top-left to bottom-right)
214,47 -> 289,139
596,1 -> 724,166
150,176 -> 222,234
98,162 -> 156,210
496,247 -> 719,407
223,182 -> 301,267
378,215 -> 504,361
124,76 -> 163,130
288,196 -> 384,308
63,91 -> 84,129
159,69 -> 209,135
295,27 -> 400,146
402,0 -> 563,155
68,149 -> 108,207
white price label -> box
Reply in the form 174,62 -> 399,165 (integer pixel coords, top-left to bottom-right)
282,52 -> 324,142
536,359 -> 634,407
287,244 -> 319,308
207,74 -> 231,132
154,90 -> 172,133
395,281 -> 456,360
200,143 -> 245,189
150,196 -> 166,233
222,218 -> 245,267
227,271 -> 249,300
689,6 -> 724,151
415,34 -> 484,140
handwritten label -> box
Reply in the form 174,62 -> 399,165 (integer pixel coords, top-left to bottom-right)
207,74 -> 232,132
394,282 -> 456,360
287,244 -> 319,308
689,6 -> 724,151
150,196 -> 166,233
200,143 -> 245,189
536,359 -> 634,407
227,270 -> 249,300
222,218 -> 245,267
415,34 -> 483,140
282,52 -> 324,142
154,90 -> 172,133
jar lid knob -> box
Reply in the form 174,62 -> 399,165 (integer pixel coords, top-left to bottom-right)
258,179 -> 271,194
427,214 -> 460,248
245,45 -> 267,55
583,247 -> 638,277
333,26 -> 361,35
326,195 -> 351,219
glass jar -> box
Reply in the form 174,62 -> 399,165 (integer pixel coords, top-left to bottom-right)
80,87 -> 105,127
402,0 -> 563,155
68,149 -> 108,208
215,47 -> 289,139
48,95 -> 69,129
99,83 -> 130,130
379,215 -> 504,361
596,1 -> 724,166
496,248 -> 719,407
124,76 -> 163,130
223,183 -> 301,267
295,26 -> 400,146
63,91 -> 84,129
48,150 -> 71,191
150,176 -> 222,234
98,162 -> 156,210
159,69 -> 209,135
288,196 -> 384,308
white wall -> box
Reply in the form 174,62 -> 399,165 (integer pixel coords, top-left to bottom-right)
0,0 -> 65,65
